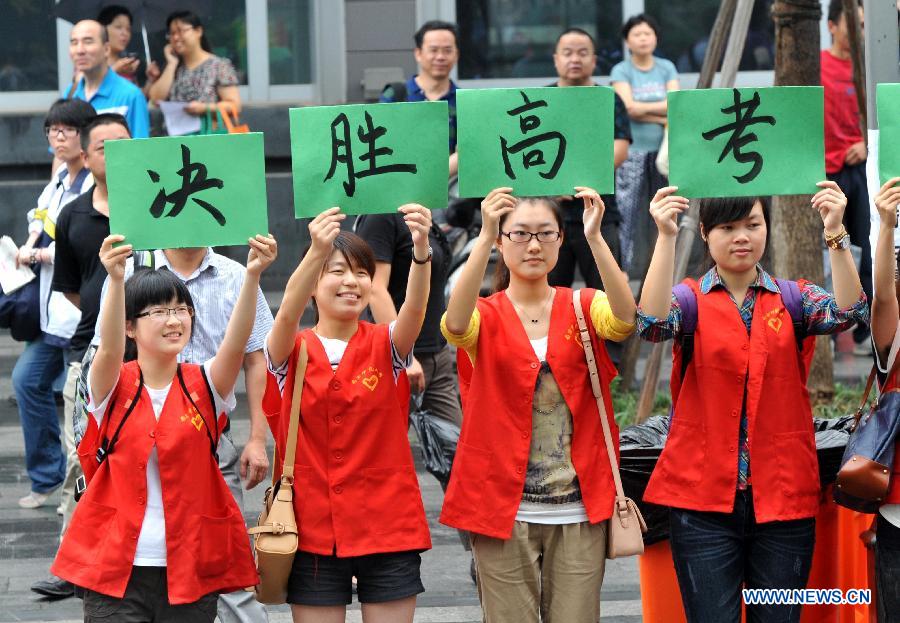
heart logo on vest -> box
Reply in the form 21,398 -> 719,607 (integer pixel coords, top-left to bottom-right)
763,307 -> 785,333
362,375 -> 379,391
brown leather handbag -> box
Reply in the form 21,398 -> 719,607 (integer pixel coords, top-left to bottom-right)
834,354 -> 900,513
248,339 -> 308,604
572,290 -> 647,558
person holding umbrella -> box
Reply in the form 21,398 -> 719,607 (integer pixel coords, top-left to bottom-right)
96,4 -> 159,95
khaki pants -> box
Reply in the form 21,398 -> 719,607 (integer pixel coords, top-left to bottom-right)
471,520 -> 607,623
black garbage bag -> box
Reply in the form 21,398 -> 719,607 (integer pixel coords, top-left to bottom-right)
618,414 -> 858,546
409,399 -> 460,488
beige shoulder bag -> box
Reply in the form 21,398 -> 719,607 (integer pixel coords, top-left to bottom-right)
572,290 -> 647,558
248,339 -> 308,604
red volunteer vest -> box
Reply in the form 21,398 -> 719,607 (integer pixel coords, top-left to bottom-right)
52,362 -> 258,603
880,364 -> 900,505
440,287 -> 620,539
643,280 -> 820,522
263,322 -> 431,557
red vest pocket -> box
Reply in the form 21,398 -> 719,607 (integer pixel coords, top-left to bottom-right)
445,442 -> 493,518
60,500 -> 118,566
194,509 -> 236,577
773,431 -> 820,499
362,466 -> 426,536
658,418 -> 708,487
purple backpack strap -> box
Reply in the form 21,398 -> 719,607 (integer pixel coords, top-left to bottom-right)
672,283 -> 697,336
774,279 -> 802,327
672,283 -> 697,379
774,278 -> 807,352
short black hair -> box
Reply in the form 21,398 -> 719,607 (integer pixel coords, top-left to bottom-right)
97,4 -> 132,26
44,98 -> 96,132
81,112 -> 130,151
124,268 -> 194,361
556,27 -> 596,52
621,13 -> 660,40
828,0 -> 861,23
698,195 -> 771,250
414,20 -> 458,48
166,10 -> 212,52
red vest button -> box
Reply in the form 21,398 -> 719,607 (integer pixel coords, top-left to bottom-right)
333,415 -> 343,424
736,375 -> 743,383
516,466 -> 524,474
333,485 -> 343,494
731,410 -> 738,417
149,431 -> 155,438
331,380 -> 342,391
521,432 -> 528,439
530,362 -> 538,369
729,446 -> 736,452
742,344 -> 749,351
334,452 -> 343,461
138,497 -> 145,505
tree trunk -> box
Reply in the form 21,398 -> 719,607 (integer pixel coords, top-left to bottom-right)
770,0 -> 834,402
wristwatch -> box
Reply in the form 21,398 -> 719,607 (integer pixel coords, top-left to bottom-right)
412,246 -> 433,264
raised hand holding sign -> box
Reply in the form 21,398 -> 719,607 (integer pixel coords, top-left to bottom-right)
668,86 -> 825,198
877,83 -> 900,184
457,86 -> 614,197
107,133 -> 269,250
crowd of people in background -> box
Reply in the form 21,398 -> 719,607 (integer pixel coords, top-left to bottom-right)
5,2 -> 895,623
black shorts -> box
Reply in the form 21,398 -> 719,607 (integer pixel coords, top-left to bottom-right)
286,549 -> 424,606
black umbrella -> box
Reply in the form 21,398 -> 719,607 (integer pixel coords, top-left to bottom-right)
53,0 -> 212,61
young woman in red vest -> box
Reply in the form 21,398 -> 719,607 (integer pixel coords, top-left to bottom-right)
264,205 -> 432,623
868,176 -> 900,621
51,232 -> 276,621
638,182 -> 868,622
441,187 -> 635,622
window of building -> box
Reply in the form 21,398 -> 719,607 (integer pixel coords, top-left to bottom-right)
269,0 -> 313,85
643,0 -> 775,73
456,0 -> 623,79
146,0 -> 249,84
0,0 -> 58,92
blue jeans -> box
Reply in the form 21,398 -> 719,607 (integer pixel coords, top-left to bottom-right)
12,334 -> 66,493
669,489 -> 816,623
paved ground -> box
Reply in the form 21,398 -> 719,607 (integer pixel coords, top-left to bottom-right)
0,334 -> 643,623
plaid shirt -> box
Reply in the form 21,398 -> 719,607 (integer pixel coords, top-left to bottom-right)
637,266 -> 869,487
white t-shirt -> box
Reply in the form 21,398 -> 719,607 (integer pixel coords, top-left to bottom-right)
265,322 -> 412,395
875,324 -> 900,528
88,360 -> 234,566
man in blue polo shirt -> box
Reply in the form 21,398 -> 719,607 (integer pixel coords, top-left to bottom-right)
66,20 -> 148,139
381,20 -> 459,176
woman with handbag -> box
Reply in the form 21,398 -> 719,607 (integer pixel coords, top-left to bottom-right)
637,183 -> 868,622
866,176 -> 900,621
440,187 -> 636,623
148,10 -> 241,132
263,205 -> 433,623
51,232 -> 276,621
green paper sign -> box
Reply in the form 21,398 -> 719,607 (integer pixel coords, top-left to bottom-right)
106,133 -> 269,250
878,83 -> 900,184
456,86 -> 614,197
668,86 -> 825,198
290,102 -> 449,217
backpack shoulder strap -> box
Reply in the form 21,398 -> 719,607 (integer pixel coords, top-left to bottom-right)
99,365 -> 145,464
672,283 -> 698,379
177,363 -> 219,459
774,278 -> 806,349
